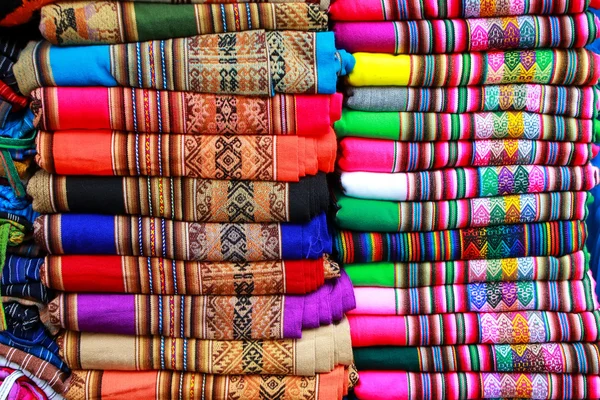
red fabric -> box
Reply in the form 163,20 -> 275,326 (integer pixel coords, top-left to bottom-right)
57,255 -> 125,292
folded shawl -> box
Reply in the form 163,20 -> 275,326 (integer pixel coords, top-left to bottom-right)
354,371 -> 600,400
335,110 -> 599,142
14,30 -> 354,96
334,13 -> 600,54
334,220 -> 586,263
344,84 -> 600,119
31,87 -> 342,137
350,274 -> 599,315
338,138 -> 597,173
63,367 -> 351,400
35,129 -> 337,181
345,251 -> 590,288
349,311 -> 600,347
334,191 -> 590,232
339,165 -> 600,201
28,171 -> 330,223
34,213 -> 332,261
45,274 -> 356,339
40,1 -> 328,45
329,0 -> 589,21
348,49 -> 600,87
57,321 -> 352,375
40,254 -> 340,295
354,343 -> 600,374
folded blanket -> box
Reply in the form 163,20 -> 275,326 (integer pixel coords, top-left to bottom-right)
58,321 -> 352,375
40,254 -> 340,295
338,138 -> 597,173
45,273 -> 356,339
344,84 -> 600,119
349,311 -> 600,347
348,49 -> 600,87
31,87 -> 342,137
345,252 -> 589,288
334,191 -> 590,232
329,0 -> 588,21
14,31 -> 354,96
339,165 -> 600,201
1,255 -> 47,302
34,213 -> 331,261
41,1 -> 328,45
63,367 -> 351,400
35,129 -> 337,181
335,110 -> 599,142
0,367 -> 47,400
28,171 -> 329,223
334,13 -> 600,54
334,220 -> 586,263
355,371 -> 600,400
354,343 -> 600,374
350,273 -> 599,315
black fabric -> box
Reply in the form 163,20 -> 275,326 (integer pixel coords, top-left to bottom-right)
65,175 -> 126,215
289,172 -> 329,222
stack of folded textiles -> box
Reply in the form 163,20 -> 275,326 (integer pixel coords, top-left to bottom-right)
8,1 -> 359,398
330,1 -> 600,399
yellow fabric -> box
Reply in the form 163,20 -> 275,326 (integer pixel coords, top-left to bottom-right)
346,53 -> 411,86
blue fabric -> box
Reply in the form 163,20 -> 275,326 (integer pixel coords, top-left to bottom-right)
49,44 -> 117,88
60,214 -> 116,254
1,255 -> 47,302
316,32 -> 355,94
0,109 -> 34,140
0,185 -> 38,222
281,212 -> 332,259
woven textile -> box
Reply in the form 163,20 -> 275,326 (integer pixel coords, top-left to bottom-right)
14,31 -> 353,96
350,274 -> 599,315
45,274 -> 356,339
30,87 -> 342,137
344,84 -> 600,118
35,130 -> 337,181
0,367 -> 47,400
27,171 -> 330,223
34,213 -> 331,261
335,13 -> 600,54
345,252 -> 590,288
334,220 -> 586,263
335,110 -> 599,142
339,165 -> 600,201
57,321 -> 352,375
338,138 -> 597,173
64,367 -> 351,400
334,191 -> 590,232
40,254 -> 340,295
354,343 -> 600,374
349,311 -> 600,347
41,1 -> 327,45
354,371 -> 600,400
1,255 -> 47,302
348,49 -> 600,87
329,0 -> 589,21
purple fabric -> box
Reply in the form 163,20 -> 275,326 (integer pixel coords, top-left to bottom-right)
76,293 -> 135,335
283,295 -> 304,339
319,284 -> 333,325
339,271 -> 357,313
333,22 -> 395,54
328,278 -> 344,321
302,289 -> 320,329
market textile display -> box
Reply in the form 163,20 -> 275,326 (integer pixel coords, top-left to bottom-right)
329,0 -> 600,398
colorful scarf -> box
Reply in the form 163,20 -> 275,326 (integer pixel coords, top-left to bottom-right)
34,213 -> 331,261
45,274 -> 355,339
348,49 -> 600,87
338,138 -> 597,173
27,171 -> 330,223
40,2 -> 327,45
40,254 -> 340,295
350,274 -> 599,315
35,130 -> 337,181
30,87 -> 342,137
344,252 -> 590,288
334,191 -> 590,232
334,220 -> 586,263
339,165 -> 600,201
334,13 -> 600,54
14,31 -> 354,96
335,110 -> 599,142
0,367 -> 47,400
2,255 -> 47,302
63,367 -> 351,400
329,0 -> 589,21
348,311 -> 600,347
57,321 -> 352,375
344,84 -> 600,119
353,343 -> 600,374
354,371 -> 600,400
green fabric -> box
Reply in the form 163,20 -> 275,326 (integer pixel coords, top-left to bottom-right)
134,3 -> 198,42
344,263 -> 395,287
354,347 -> 420,371
334,109 -> 399,139
334,190 -> 399,232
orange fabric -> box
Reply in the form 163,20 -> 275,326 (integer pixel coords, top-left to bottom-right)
0,0 -> 56,27
102,370 -> 158,399
53,130 -> 113,175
